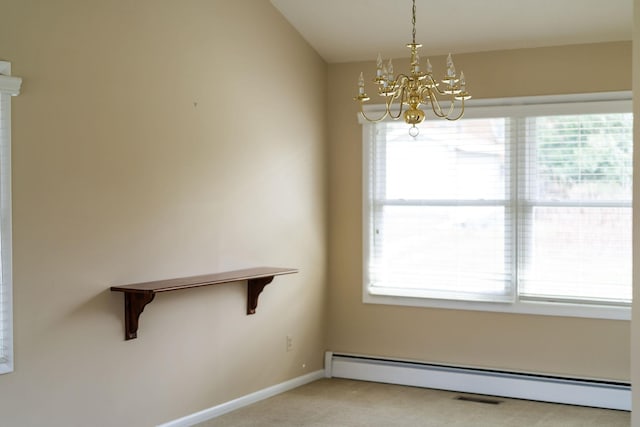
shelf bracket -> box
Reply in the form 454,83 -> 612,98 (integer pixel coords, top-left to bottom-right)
124,292 -> 155,340
247,276 -> 275,315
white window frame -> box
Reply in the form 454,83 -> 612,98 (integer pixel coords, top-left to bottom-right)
361,92 -> 632,321
0,61 -> 21,374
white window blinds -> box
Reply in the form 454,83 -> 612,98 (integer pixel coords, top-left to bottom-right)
518,113 -> 632,304
367,118 -> 513,302
363,95 -> 632,313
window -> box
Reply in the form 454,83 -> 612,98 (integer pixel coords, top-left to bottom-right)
0,61 -> 21,374
362,93 -> 632,319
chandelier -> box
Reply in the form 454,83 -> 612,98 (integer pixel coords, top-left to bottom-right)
354,0 -> 471,136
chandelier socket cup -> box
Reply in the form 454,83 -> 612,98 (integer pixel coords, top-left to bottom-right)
455,93 -> 472,101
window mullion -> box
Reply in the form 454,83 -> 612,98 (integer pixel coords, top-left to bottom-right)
517,116 -> 535,304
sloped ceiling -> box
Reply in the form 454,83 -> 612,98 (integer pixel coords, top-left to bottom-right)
270,0 -> 632,63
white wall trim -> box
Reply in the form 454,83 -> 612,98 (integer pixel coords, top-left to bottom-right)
0,61 -> 17,375
326,352 -> 631,411
156,370 -> 325,427
358,91 -> 632,123
0,61 -> 10,76
324,351 -> 333,378
364,292 -> 631,320
0,60 -> 21,96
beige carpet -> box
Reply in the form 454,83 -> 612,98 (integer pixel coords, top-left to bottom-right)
196,378 -> 630,426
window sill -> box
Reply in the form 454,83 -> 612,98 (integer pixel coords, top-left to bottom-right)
364,289 -> 630,321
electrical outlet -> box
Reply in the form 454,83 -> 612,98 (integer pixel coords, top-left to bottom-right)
286,335 -> 293,352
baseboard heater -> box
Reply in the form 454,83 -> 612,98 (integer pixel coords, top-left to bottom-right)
324,352 -> 630,411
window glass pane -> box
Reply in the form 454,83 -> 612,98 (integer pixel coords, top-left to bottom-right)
369,117 -> 511,302
519,113 -> 633,304
383,118 -> 507,200
519,206 -> 631,303
527,114 -> 632,202
370,205 -> 511,301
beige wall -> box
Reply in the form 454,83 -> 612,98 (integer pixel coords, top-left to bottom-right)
327,42 -> 631,380
0,1 -> 327,425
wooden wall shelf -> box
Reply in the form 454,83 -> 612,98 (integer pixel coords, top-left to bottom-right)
110,267 -> 298,340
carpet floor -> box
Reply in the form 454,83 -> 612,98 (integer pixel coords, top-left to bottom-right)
195,378 -> 630,426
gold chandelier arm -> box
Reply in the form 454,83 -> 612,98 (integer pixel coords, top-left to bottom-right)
387,86 -> 407,120
444,97 -> 465,121
430,75 -> 460,98
432,82 -> 452,97
359,105 -> 390,123
422,88 -> 446,118
425,74 -> 439,89
426,89 -> 462,119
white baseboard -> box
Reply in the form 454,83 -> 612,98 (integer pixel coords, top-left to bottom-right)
157,370 -> 325,427
326,352 -> 630,411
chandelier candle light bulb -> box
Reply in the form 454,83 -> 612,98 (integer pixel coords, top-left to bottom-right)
376,53 -> 384,79
447,53 -> 456,79
354,0 -> 471,135
358,72 -> 368,98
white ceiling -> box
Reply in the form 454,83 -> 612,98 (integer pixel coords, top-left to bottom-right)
270,0 -> 632,63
